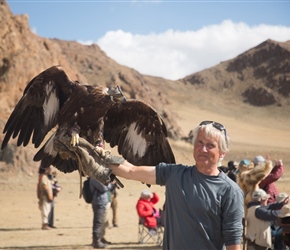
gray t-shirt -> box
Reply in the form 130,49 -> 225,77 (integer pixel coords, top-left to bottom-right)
156,163 -> 244,250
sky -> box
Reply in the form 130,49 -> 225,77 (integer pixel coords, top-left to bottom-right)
7,1 -> 290,80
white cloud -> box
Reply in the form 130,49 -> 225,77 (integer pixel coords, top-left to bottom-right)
81,20 -> 290,80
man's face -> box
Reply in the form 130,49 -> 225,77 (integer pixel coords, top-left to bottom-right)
193,129 -> 224,167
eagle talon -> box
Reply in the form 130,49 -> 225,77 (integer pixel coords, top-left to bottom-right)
94,146 -> 110,157
69,126 -> 80,147
70,131 -> 80,147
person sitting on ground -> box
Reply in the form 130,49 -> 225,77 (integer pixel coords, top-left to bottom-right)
255,155 -> 284,204
245,189 -> 289,249
136,190 -> 161,235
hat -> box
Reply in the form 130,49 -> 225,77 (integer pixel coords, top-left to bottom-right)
253,155 -> 265,165
252,189 -> 270,201
276,193 -> 288,202
239,159 -> 251,167
279,204 -> 290,218
141,190 -> 152,199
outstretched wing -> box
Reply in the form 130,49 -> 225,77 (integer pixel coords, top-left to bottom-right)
1,65 -> 76,150
103,100 -> 175,166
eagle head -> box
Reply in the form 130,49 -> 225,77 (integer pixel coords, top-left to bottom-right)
106,86 -> 126,103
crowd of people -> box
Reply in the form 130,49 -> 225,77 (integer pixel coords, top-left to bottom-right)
218,154 -> 288,249
36,120 -> 288,250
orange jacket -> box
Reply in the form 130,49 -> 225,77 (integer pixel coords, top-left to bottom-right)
136,192 -> 159,228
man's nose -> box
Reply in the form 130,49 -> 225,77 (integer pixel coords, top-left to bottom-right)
200,145 -> 208,151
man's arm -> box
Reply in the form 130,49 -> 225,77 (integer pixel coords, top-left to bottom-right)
259,161 -> 284,188
107,161 -> 157,185
226,244 -> 241,250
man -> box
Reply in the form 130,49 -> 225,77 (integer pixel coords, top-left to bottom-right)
110,180 -> 119,227
90,178 -> 113,249
245,189 -> 289,249
107,121 -> 244,249
37,166 -> 53,230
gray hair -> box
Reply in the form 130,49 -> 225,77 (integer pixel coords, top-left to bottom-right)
191,123 -> 230,153
140,190 -> 152,199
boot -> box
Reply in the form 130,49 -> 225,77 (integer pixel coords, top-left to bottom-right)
101,237 -> 111,244
93,233 -> 107,249
42,223 -> 50,230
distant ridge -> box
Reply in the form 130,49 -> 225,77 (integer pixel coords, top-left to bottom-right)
183,39 -> 290,107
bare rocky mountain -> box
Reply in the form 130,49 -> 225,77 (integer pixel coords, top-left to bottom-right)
0,0 -> 289,174
183,39 -> 290,107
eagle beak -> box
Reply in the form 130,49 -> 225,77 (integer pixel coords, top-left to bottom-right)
120,96 -> 126,102
116,86 -> 126,102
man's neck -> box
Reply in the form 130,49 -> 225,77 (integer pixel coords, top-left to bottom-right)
196,165 -> 220,176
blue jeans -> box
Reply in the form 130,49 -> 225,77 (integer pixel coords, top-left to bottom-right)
92,204 -> 106,238
272,225 -> 283,250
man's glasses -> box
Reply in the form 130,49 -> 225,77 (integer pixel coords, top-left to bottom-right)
199,121 -> 227,137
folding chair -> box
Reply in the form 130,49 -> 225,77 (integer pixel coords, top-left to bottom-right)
138,217 -> 164,246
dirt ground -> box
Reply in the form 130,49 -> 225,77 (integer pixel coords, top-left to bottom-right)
0,169 -> 166,250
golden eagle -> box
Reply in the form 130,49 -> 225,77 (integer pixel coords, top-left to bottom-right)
1,65 -> 175,176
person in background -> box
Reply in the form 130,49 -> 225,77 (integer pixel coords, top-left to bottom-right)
255,155 -> 284,204
278,204 -> 290,248
107,121 -> 244,250
110,180 -> 119,227
37,166 -> 53,230
245,189 -> 289,249
136,190 -> 160,235
90,178 -> 113,249
273,192 -> 289,250
227,160 -> 239,182
47,171 -> 62,228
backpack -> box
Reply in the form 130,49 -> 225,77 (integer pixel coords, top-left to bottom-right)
82,177 -> 93,203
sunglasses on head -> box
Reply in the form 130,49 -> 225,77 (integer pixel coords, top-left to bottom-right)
199,121 -> 227,137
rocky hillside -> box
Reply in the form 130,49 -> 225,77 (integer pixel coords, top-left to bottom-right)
0,0 -> 289,174
183,39 -> 290,107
